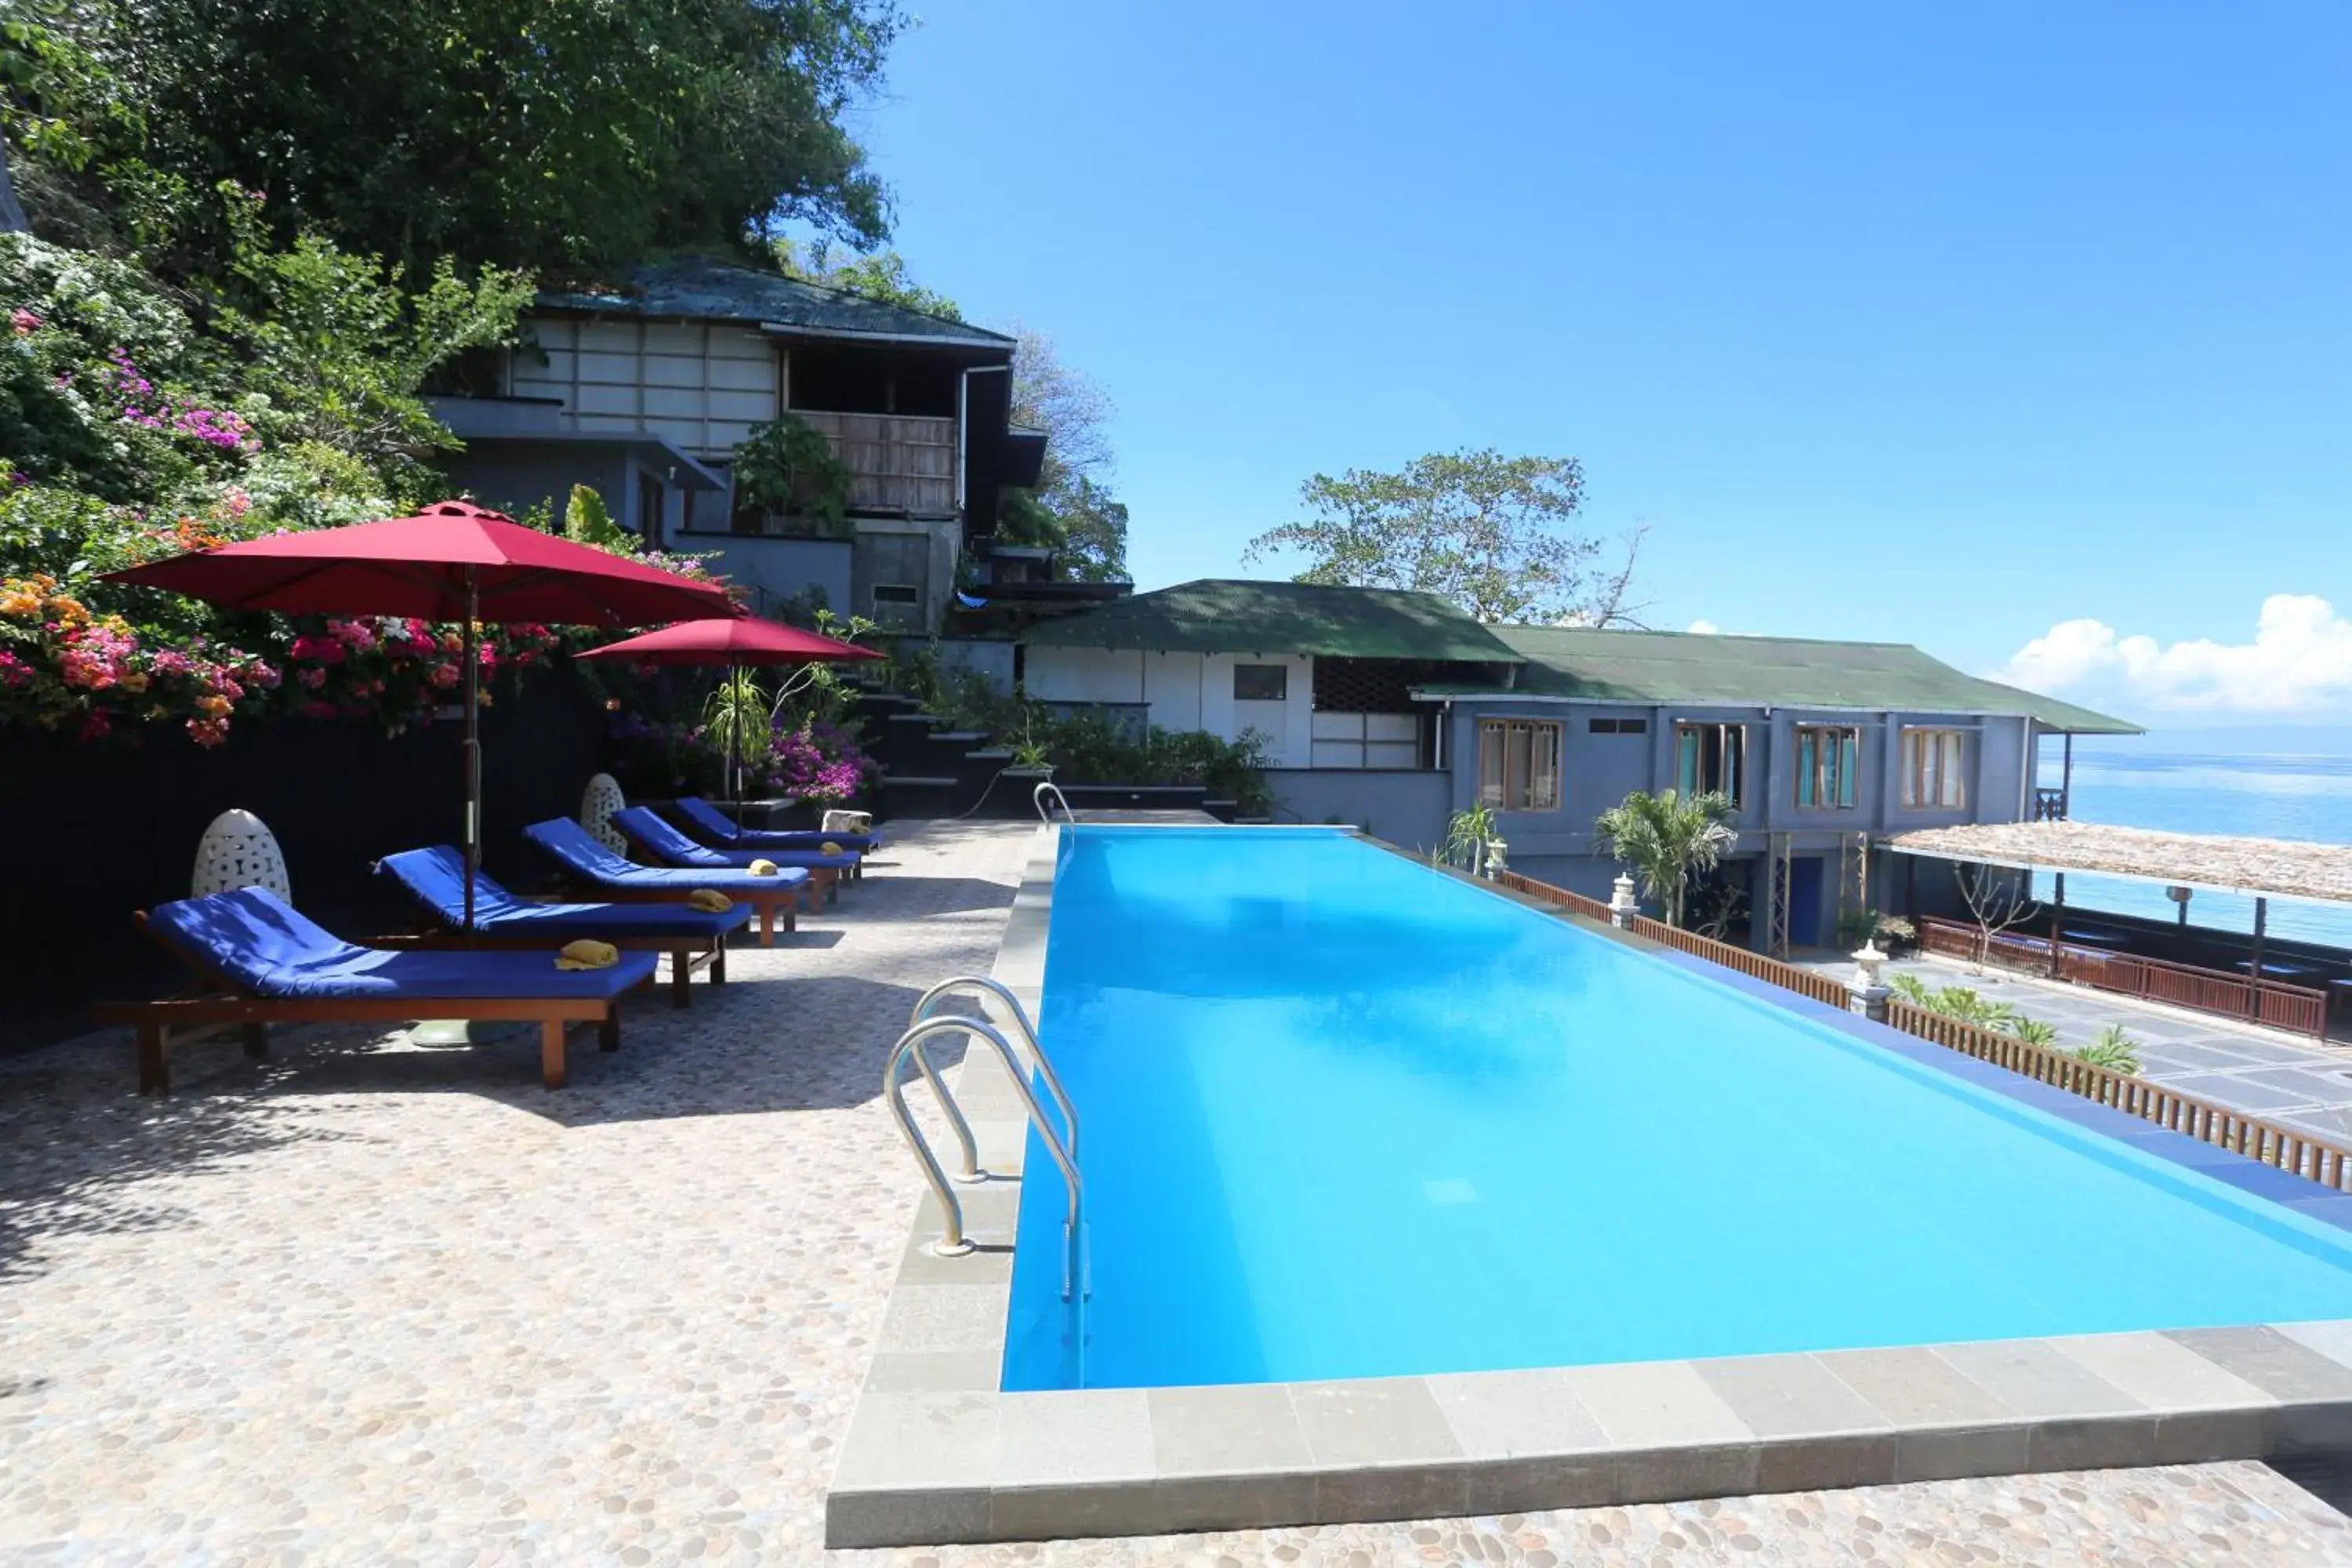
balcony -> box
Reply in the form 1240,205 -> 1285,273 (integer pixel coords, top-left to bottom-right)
792,409 -> 957,516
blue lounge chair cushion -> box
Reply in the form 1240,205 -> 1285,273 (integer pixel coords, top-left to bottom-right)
377,847 -> 753,939
613,806 -> 859,872
673,796 -> 880,852
524,818 -> 814,892
147,887 -> 658,1001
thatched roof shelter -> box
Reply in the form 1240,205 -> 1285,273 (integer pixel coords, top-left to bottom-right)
1886,821 -> 2352,906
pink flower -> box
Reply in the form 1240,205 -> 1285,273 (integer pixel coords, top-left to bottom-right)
301,700 -> 338,720
428,662 -> 459,689
299,666 -> 327,689
187,717 -> 229,748
11,309 -> 39,336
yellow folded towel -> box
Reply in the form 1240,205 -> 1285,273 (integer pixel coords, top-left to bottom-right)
687,889 -> 733,913
820,841 -> 844,856
555,938 -> 619,971
747,858 -> 780,877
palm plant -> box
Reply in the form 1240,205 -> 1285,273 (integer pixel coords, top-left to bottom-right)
1441,804 -> 1502,875
2075,1024 -> 2143,1075
701,669 -> 771,801
1591,789 -> 1739,927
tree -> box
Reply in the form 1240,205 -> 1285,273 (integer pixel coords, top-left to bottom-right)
1953,862 -> 2035,973
1243,448 -> 1644,626
1592,789 -> 1740,928
771,238 -> 962,321
1004,326 -> 1128,583
12,0 -> 906,279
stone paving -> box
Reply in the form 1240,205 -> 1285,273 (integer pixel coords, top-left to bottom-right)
1842,949 -> 2352,1141
5,818 -> 2352,1564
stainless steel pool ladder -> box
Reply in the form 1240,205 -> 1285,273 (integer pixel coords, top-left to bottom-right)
1033,780 -> 1076,824
885,979 -> 1086,1300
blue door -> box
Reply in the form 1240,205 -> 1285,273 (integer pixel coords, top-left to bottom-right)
1787,856 -> 1824,948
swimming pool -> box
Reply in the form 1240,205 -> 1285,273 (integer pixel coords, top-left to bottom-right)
999,826 -> 2352,1392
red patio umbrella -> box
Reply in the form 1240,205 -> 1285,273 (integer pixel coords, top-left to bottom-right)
576,616 -> 883,800
105,501 -> 738,929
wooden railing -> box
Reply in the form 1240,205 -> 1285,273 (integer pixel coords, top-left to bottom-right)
1485,866 -> 2352,1193
1489,869 -> 1612,921
1886,999 -> 2352,1190
1917,916 -> 2328,1037
1627,915 -> 1855,1009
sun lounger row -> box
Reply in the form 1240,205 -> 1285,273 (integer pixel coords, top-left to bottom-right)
98,799 -> 882,1094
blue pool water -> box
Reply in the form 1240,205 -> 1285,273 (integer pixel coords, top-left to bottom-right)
1000,827 -> 2352,1392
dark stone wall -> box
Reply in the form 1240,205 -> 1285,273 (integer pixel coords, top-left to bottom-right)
0,664 -> 609,1054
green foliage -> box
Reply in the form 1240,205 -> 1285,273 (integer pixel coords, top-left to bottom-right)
771,238 -> 960,319
1887,974 -> 2075,1053
1000,327 -> 1130,584
731,412 -> 852,532
204,187 -> 533,493
13,0 -> 906,278
1243,448 -> 1642,626
1592,788 -> 1739,927
701,668 -> 771,781
1834,907 -> 1885,949
1889,972 -> 1934,1006
563,485 -> 629,550
1440,805 -> 1501,874
2077,1025 -> 2143,1075
2007,1017 -> 2061,1047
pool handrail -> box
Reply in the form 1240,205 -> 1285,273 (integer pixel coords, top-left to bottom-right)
909,976 -> 1078,1168
1033,780 -> 1076,824
887,1015 -> 1087,1301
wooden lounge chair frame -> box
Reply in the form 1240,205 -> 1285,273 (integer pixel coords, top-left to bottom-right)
538,876 -> 803,946
613,812 -> 846,909
377,925 -> 728,1009
93,911 -> 648,1094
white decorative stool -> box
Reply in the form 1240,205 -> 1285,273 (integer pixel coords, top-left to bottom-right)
822,808 -> 873,837
581,772 -> 629,854
191,808 -> 292,902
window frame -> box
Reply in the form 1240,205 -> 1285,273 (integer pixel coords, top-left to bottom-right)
1476,718 -> 1563,812
1588,716 -> 1649,735
1900,727 -> 1969,810
1232,662 -> 1289,702
1793,724 -> 1861,810
1674,721 -> 1747,806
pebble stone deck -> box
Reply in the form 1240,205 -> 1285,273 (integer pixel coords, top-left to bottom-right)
5,820 -> 2352,1565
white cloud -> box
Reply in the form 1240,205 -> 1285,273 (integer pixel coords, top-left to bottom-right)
1687,619 -> 1720,635
1994,595 -> 2352,714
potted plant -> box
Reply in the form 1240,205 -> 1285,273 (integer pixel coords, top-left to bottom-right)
731,414 -> 854,539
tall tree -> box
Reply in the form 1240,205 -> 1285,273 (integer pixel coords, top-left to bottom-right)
1243,448 -> 1642,625
13,0 -> 903,279
1004,326 -> 1127,582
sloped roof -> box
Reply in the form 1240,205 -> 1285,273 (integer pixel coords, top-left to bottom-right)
1420,626 -> 2140,734
535,257 -> 1014,350
1022,579 -> 1525,662
1889,821 -> 2352,905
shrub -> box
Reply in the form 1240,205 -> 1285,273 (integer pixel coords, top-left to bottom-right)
2075,1025 -> 2142,1075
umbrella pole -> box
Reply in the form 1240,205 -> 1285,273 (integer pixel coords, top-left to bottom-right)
463,568 -> 481,935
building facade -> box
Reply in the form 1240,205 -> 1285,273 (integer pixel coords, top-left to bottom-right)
1019,581 -> 2138,952
432,257 -> 1044,630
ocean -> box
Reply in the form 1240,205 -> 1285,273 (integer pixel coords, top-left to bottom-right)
2034,742 -> 2352,949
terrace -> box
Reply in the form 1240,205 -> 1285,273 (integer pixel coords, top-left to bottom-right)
13,820 -> 2352,1561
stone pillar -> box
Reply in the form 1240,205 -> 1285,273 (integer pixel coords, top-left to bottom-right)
1847,938 -> 1891,1022
1608,872 -> 1639,929
1483,839 -> 1508,880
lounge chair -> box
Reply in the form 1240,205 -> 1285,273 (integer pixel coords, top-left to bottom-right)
673,795 -> 881,854
376,845 -> 750,1008
93,886 -> 659,1093
523,817 -> 811,946
612,806 -> 859,903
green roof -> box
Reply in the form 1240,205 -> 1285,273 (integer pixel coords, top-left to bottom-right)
537,257 -> 1014,351
1420,626 -> 2141,735
1022,579 -> 1525,663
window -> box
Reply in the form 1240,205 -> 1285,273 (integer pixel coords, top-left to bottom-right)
1675,723 -> 1746,804
1477,720 -> 1563,811
1588,717 -> 1649,735
1233,663 -> 1288,702
1795,725 -> 1860,809
1901,728 -> 1969,809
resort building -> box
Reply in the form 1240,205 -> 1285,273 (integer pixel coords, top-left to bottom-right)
1020,578 -> 2138,949
430,256 -> 1047,629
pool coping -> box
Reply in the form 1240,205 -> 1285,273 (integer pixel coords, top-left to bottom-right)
826,824 -> 2352,1548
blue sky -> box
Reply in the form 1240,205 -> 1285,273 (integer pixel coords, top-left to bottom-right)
859,2 -> 2350,723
